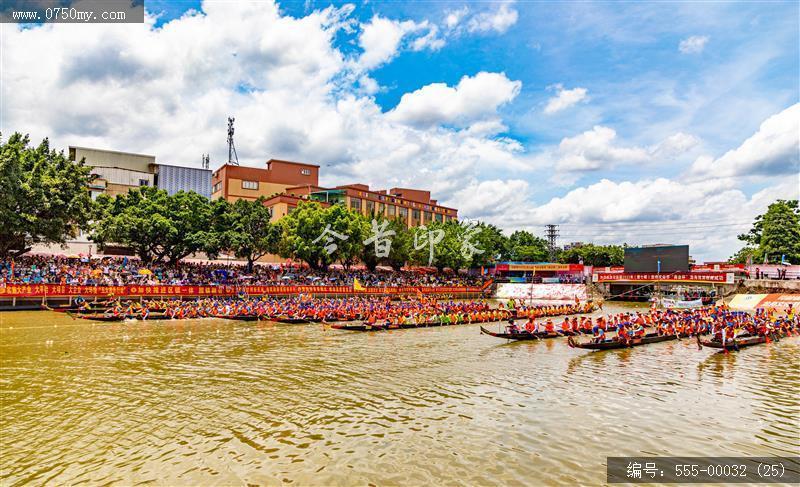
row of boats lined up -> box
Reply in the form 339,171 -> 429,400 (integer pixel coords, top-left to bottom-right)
480,306 -> 798,353
44,297 -> 797,353
44,297 -> 596,329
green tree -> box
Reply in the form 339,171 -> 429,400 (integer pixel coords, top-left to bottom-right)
728,246 -> 758,265
202,198 -> 234,260
410,220 -> 469,272
327,204 -> 369,269
0,133 -> 95,258
385,218 -> 412,271
361,217 -> 414,271
731,200 -> 800,264
226,198 -> 281,272
468,222 -> 507,268
758,200 -> 800,264
278,201 -> 329,269
559,243 -> 625,266
159,190 -> 214,263
503,230 -> 549,262
91,187 -> 211,264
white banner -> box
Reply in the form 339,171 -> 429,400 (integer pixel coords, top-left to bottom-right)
495,283 -> 588,301
659,298 -> 703,309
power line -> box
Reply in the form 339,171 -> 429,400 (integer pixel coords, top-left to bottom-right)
557,221 -> 753,230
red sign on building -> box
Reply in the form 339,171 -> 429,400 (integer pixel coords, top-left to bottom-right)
593,272 -> 734,284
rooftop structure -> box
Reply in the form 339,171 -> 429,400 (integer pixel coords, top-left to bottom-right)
211,160 -> 319,202
213,161 -> 457,228
262,182 -> 457,228
69,146 -> 212,199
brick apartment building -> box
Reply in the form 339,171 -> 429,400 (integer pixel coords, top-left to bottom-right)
211,160 -> 457,227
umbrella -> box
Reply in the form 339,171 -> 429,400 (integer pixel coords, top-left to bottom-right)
138,269 -> 153,275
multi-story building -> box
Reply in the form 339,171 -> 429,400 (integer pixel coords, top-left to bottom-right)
69,146 -> 156,198
211,160 -> 320,202
153,163 -> 212,198
262,183 -> 457,227
211,159 -> 457,226
69,146 -> 212,199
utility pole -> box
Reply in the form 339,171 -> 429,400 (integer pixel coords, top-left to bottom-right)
545,224 -> 559,262
227,117 -> 239,166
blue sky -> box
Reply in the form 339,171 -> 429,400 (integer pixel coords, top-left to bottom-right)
1,0 -> 798,260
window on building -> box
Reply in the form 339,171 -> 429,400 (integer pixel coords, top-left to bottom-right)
398,207 -> 408,218
301,169 -> 311,175
425,212 -> 432,222
139,179 -> 149,186
213,182 -> 222,193
387,205 -> 396,216
350,197 -> 362,210
377,203 -> 384,215
412,209 -> 420,219
366,200 -> 375,214
435,213 -> 443,222
242,180 -> 259,190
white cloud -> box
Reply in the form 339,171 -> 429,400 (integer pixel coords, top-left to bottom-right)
526,177 -> 734,223
0,1 -> 794,263
467,1 -> 518,34
356,16 -> 444,71
543,126 -> 697,172
356,75 -> 380,95
0,4 -> 528,223
448,179 -> 530,218
444,7 -> 469,30
679,35 -> 709,54
691,103 -> 799,177
487,177 -> 799,260
410,22 -> 445,51
652,132 -> 701,158
544,84 -> 588,114
387,72 -> 521,128
357,15 -> 420,70
354,3 -> 516,72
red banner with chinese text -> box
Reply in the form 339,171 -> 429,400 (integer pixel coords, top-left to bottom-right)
0,284 -> 485,298
593,272 -> 734,284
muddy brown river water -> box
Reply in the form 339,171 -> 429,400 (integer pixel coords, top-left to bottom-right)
1,304 -> 798,485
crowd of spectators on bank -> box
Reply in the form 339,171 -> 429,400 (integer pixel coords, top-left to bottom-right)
0,255 -> 487,288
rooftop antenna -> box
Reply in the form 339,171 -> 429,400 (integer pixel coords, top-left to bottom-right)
227,117 -> 239,166
201,153 -> 210,169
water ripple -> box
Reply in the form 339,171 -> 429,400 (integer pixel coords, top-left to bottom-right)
1,307 -> 798,485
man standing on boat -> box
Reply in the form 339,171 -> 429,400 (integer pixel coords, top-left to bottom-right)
592,322 -> 606,343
